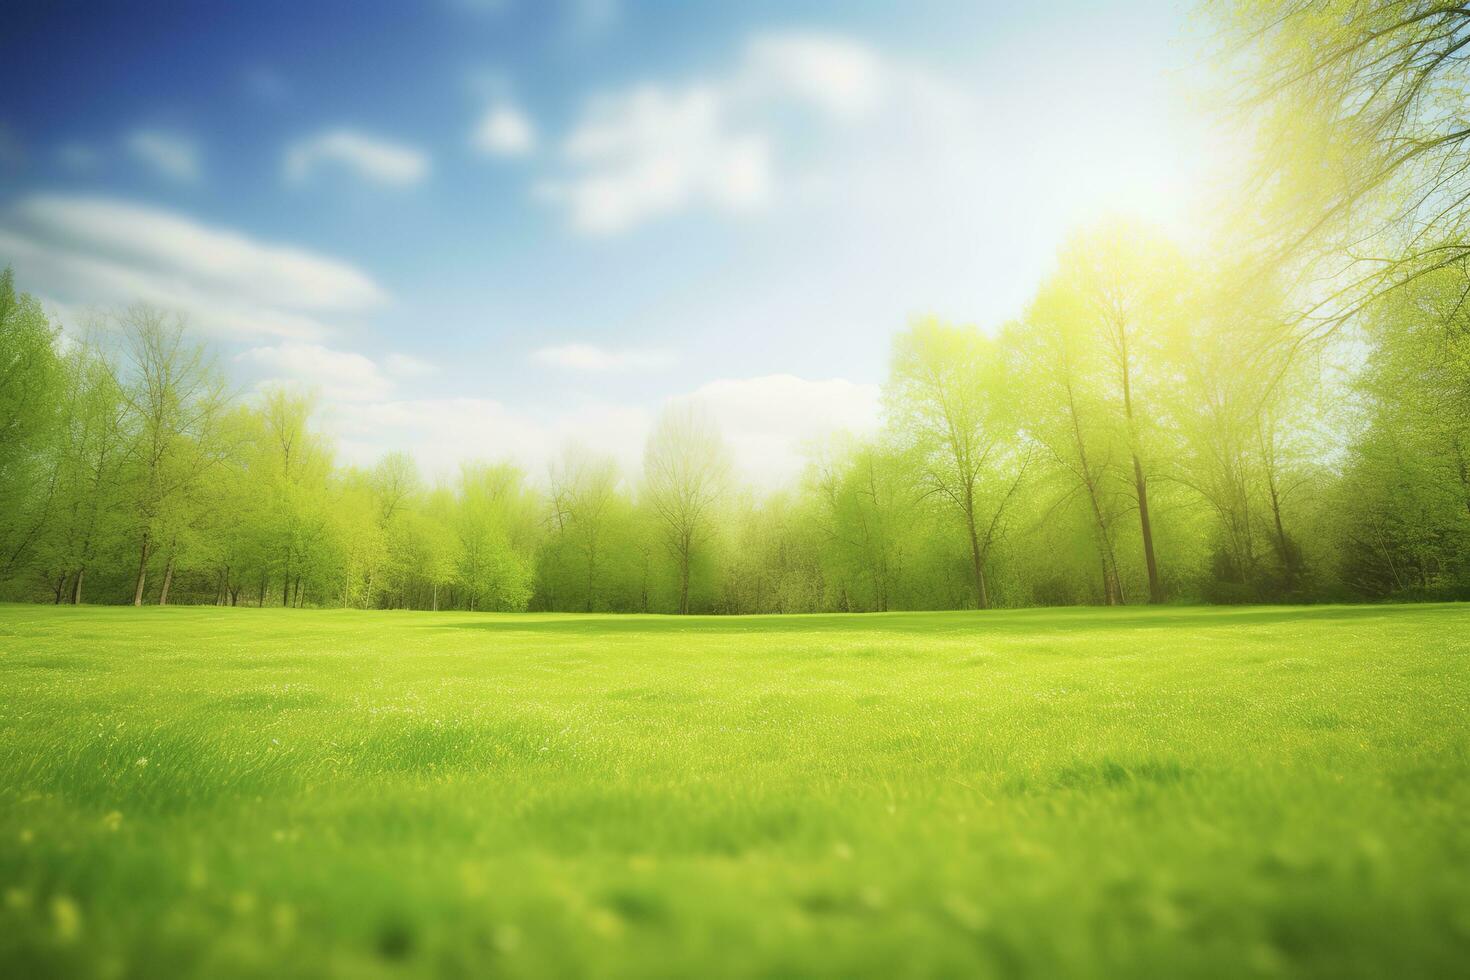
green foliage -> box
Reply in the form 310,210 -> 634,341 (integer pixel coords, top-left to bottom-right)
1214,1 -> 1470,333
455,462 -> 538,612
0,268 -> 64,587
643,405 -> 731,614
1333,260 -> 1470,597
0,253 -> 1443,610
886,318 -> 1031,609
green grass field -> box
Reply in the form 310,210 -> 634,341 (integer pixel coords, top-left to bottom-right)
1,604 -> 1467,978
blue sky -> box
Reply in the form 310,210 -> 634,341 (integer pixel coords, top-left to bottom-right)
0,0 -> 1216,484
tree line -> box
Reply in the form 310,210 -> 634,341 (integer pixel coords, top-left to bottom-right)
2,213 -> 1466,612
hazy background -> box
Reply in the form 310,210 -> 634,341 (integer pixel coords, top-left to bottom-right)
0,0 -> 1218,484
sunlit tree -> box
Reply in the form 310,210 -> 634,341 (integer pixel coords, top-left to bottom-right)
643,404 -> 730,615
886,318 -> 1031,609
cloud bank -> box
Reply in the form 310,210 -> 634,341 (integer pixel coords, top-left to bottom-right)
0,195 -> 386,339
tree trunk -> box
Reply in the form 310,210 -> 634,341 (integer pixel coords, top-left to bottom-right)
259,570 -> 268,607
965,515 -> 989,610
1086,497 -> 1122,606
53,574 -> 66,604
71,566 -> 85,605
586,551 -> 597,614
432,581 -> 439,612
1267,479 -> 1295,589
1064,379 -> 1120,605
158,552 -> 176,606
678,546 -> 691,615
132,531 -> 150,607
1131,453 -> 1162,603
1116,327 -> 1162,605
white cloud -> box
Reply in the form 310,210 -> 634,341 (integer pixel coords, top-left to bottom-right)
536,32 -> 899,234
384,352 -> 437,377
237,342 -> 394,402
538,83 -> 770,234
0,194 -> 385,339
284,129 -> 429,186
326,397 -> 651,479
743,34 -> 885,120
317,372 -> 876,490
126,129 -> 202,183
679,374 -> 881,487
472,104 -> 537,156
531,342 -> 676,372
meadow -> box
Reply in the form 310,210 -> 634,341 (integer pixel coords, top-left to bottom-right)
0,603 -> 1467,978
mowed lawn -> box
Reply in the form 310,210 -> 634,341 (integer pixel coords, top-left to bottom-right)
0,605 -> 1467,979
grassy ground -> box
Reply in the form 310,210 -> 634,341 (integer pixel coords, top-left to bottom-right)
0,603 -> 1467,978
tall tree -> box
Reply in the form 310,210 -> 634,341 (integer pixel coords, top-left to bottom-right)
808,438 -> 916,612
117,307 -> 228,606
643,405 -> 730,615
456,462 -> 537,612
548,444 -> 622,612
1333,256 -> 1470,595
1060,223 -> 1180,603
0,269 -> 64,585
887,318 -> 1030,609
1015,286 -> 1130,604
37,332 -> 129,604
372,452 -> 423,607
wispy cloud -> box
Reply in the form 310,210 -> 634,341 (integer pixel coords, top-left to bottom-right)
126,129 -> 201,183
237,342 -> 394,402
0,194 -> 385,339
531,343 -> 676,372
472,103 -> 537,157
535,85 -> 770,235
534,32 -> 898,234
284,129 -> 429,186
743,35 -> 885,120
